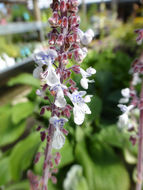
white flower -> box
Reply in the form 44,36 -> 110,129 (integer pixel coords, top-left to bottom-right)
33,49 -> 57,79
33,66 -> 43,79
78,29 -> 94,45
68,91 -> 91,125
52,128 -> 65,149
34,49 -> 57,66
50,115 -> 68,128
119,88 -> 130,104
118,104 -> 134,113
36,89 -> 45,98
80,67 -> 96,89
45,64 -> 60,86
118,113 -> 129,129
51,83 -> 67,108
63,165 -> 83,190
50,116 -> 68,149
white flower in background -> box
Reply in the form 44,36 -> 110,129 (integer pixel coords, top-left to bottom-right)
117,104 -> 134,129
118,113 -> 130,129
80,67 -> 96,89
132,73 -> 141,86
50,116 -> 68,149
68,91 -> 92,125
78,29 -> 94,45
63,165 -> 83,190
0,57 -> 7,71
118,104 -> 134,113
119,88 -> 130,104
2,53 -> 15,67
51,83 -> 67,108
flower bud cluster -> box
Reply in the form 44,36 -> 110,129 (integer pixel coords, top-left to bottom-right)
31,0 -> 95,188
117,30 -> 143,146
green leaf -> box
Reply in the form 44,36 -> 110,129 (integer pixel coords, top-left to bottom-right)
10,133 -> 40,181
8,73 -> 40,88
0,109 -> 12,135
11,102 -> 34,124
0,157 -> 11,186
75,140 -> 130,190
5,181 -> 29,190
0,121 -> 26,146
87,95 -> 102,121
95,125 -> 128,148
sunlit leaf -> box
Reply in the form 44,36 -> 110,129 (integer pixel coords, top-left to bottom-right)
8,73 -> 40,88
11,102 -> 34,124
10,133 -> 40,181
0,157 -> 11,186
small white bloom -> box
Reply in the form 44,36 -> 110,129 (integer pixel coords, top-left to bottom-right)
51,84 -> 67,108
80,67 -> 96,89
68,91 -> 92,125
50,115 -> 68,128
63,165 -> 83,190
84,95 -> 93,103
45,65 -> 60,86
121,88 -> 130,98
78,29 -> 94,45
119,88 -> 130,104
34,49 -> 57,66
52,128 -> 65,149
33,66 -> 43,79
118,104 -> 134,113
50,116 -> 68,149
118,113 -> 129,128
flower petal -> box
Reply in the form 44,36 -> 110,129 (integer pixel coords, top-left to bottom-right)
80,78 -> 89,89
50,116 -> 59,125
55,90 -> 66,108
73,105 -> 85,125
33,66 -> 43,79
84,95 -> 93,103
46,67 -> 60,86
86,67 -> 96,75
80,103 -> 91,114
52,129 -> 65,149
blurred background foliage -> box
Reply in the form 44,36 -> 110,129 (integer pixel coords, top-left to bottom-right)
1,1 -> 143,190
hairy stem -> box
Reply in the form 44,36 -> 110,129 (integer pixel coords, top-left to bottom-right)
136,80 -> 143,190
42,125 -> 54,190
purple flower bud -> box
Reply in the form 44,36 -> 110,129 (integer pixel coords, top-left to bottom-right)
40,131 -> 46,142
51,176 -> 57,184
52,168 -> 58,174
129,136 -> 137,146
40,108 -> 45,115
55,152 -> 61,165
36,126 -> 42,131
34,152 -> 41,164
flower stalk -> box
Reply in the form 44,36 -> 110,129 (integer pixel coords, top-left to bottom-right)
136,79 -> 143,190
29,0 -> 96,189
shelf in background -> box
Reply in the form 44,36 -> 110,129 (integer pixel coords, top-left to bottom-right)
0,57 -> 34,85
0,21 -> 49,35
